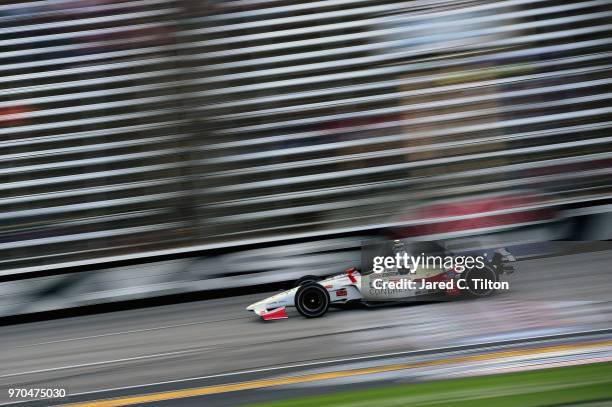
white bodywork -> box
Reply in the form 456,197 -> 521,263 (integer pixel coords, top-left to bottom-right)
246,270 -> 363,320
246,261 -> 450,320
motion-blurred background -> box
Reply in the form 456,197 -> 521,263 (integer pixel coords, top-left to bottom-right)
1,0 -> 612,317
1,3 -> 612,407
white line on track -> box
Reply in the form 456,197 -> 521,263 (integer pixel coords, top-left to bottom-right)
0,348 -> 202,380
15,316 -> 250,348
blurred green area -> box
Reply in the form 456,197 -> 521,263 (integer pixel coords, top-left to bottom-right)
250,362 -> 612,407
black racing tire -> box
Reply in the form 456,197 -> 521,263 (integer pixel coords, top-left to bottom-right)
463,266 -> 498,298
293,275 -> 321,288
295,283 -> 330,318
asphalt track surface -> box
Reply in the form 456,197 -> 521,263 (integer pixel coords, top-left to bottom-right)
1,251 -> 612,406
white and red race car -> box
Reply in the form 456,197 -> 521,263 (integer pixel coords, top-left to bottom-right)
247,242 -> 515,320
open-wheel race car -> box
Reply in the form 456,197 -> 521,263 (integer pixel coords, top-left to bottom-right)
247,241 -> 516,320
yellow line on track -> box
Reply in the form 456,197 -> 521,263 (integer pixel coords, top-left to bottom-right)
59,339 -> 612,407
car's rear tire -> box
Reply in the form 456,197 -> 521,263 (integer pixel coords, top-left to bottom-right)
295,283 -> 330,318
463,266 -> 498,298
293,275 -> 321,288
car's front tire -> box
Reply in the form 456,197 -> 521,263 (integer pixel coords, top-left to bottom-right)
295,283 -> 330,318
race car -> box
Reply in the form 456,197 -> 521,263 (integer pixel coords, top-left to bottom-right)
246,241 -> 516,320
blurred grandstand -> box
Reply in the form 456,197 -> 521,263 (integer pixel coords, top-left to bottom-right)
1,0 -> 611,315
